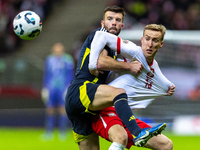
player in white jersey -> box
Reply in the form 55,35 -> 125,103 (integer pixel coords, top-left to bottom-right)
106,46 -> 172,110
90,24 -> 175,149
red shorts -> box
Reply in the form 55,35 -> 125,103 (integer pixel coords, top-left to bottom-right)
92,107 -> 151,149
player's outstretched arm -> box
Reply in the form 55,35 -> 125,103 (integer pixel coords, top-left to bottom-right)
89,31 -> 138,71
89,49 -> 143,76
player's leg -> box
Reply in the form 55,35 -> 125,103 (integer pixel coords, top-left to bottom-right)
58,106 -> 68,141
40,106 -> 55,141
78,132 -> 99,150
90,84 -> 166,147
66,110 -> 99,150
43,88 -> 57,140
92,107 -> 131,150
115,118 -> 170,149
108,124 -> 127,150
133,119 -> 167,147
88,84 -> 125,110
58,89 -> 68,141
108,124 -> 128,146
89,84 -> 142,137
44,88 -> 56,136
45,107 -> 56,133
109,124 -> 170,150
144,134 -> 173,150
65,83 -> 100,150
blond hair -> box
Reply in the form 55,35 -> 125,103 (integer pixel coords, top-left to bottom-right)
144,24 -> 166,41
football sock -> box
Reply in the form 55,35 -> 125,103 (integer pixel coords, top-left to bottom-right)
113,93 -> 142,137
109,142 -> 126,150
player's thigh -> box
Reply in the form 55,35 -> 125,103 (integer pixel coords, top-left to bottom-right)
90,84 -> 125,110
78,132 -> 99,150
94,84 -> 126,101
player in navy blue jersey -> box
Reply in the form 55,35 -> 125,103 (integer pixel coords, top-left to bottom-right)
65,6 -> 164,150
41,42 -> 74,141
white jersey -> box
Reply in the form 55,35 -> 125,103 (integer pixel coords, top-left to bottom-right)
89,31 -> 172,109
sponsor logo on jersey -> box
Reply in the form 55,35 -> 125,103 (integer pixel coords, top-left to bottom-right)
129,115 -> 135,121
108,113 -> 116,117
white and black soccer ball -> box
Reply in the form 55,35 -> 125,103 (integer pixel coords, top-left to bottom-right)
13,10 -> 42,40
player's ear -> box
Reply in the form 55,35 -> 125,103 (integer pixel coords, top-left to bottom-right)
121,23 -> 124,28
160,41 -> 164,48
141,37 -> 143,44
101,20 -> 104,27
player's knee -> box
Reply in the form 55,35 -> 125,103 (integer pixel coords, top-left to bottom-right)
108,124 -> 128,146
110,87 -> 126,97
164,138 -> 173,150
110,130 -> 128,146
157,138 -> 173,150
113,91 -> 127,105
115,88 -> 126,95
118,132 -> 128,146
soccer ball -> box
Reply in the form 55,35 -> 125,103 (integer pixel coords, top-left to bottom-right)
13,10 -> 42,40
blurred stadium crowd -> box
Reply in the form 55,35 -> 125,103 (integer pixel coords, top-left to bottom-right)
0,0 -> 200,101
1,0 -> 200,54
72,0 -> 200,60
108,0 -> 200,30
0,0 -> 58,54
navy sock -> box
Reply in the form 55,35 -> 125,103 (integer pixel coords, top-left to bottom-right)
113,93 -> 142,137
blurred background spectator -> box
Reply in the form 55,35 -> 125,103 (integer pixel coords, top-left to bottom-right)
40,42 -> 74,141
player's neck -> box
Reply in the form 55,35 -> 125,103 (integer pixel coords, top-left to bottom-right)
146,58 -> 154,66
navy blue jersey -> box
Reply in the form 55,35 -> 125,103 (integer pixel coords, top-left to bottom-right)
66,28 -> 116,141
72,28 -> 116,84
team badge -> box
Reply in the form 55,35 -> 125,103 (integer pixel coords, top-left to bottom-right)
122,40 -> 129,44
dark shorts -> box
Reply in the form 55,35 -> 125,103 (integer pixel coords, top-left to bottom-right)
65,81 -> 100,142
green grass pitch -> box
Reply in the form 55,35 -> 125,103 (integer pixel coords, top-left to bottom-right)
0,127 -> 200,150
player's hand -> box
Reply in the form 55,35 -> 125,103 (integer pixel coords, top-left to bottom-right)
89,69 -> 99,76
167,83 -> 175,96
41,88 -> 49,103
89,69 -> 104,76
63,87 -> 68,101
129,60 -> 144,75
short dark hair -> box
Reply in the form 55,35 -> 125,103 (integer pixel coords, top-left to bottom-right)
103,6 -> 125,22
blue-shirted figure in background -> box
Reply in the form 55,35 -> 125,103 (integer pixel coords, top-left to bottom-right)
41,42 -> 75,141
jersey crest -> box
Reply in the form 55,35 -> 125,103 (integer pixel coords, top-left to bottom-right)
122,40 -> 129,44
145,68 -> 155,89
